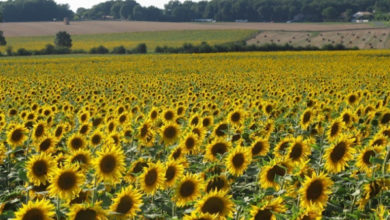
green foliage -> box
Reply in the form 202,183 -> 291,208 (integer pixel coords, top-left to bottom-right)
75,0 -> 390,22
55,31 -> 72,48
89,45 -> 109,54
0,0 -> 73,22
0,31 -> 6,46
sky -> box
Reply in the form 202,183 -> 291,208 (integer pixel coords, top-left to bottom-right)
54,0 -> 203,11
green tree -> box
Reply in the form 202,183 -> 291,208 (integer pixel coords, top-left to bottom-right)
0,31 -> 6,46
55,31 -> 72,48
322,6 -> 338,20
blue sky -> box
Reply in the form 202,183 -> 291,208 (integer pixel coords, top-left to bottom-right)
54,0 -> 203,11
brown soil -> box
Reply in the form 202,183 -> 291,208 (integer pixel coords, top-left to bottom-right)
247,28 -> 390,49
0,20 -> 375,37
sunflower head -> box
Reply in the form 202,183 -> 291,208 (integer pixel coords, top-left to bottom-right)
7,124 -> 28,148
139,161 -> 164,195
48,165 -> 85,201
174,173 -> 203,207
14,199 -> 55,220
324,135 -> 355,173
68,202 -> 106,220
299,172 -> 333,211
93,145 -> 125,185
27,153 -> 55,186
161,123 -> 180,146
225,146 -> 252,176
196,190 -> 234,218
110,185 -> 143,218
205,139 -> 231,162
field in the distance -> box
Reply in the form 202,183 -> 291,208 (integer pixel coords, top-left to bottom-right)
0,30 -> 257,52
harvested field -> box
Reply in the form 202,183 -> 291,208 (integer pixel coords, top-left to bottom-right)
247,28 -> 390,49
0,20 -> 375,37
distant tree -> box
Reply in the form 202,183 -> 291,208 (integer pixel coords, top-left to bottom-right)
110,2 -> 122,19
55,31 -> 72,48
0,31 -> 6,46
322,6 -> 338,20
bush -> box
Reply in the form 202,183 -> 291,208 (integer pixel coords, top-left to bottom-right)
111,45 -> 126,54
55,31 -> 72,48
43,44 -> 56,54
90,45 -> 109,54
5,46 -> 13,56
16,48 -> 32,56
133,43 -> 147,54
0,31 -> 6,46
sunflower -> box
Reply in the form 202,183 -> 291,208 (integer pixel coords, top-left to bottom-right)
355,146 -> 383,175
169,146 -> 184,161
7,124 -> 28,148
0,143 -> 6,164
68,202 -> 106,220
323,135 -> 356,173
359,179 -> 390,209
162,108 -> 176,123
296,209 -> 322,220
369,134 -> 388,147
259,159 -> 291,190
14,199 -> 55,220
164,160 -> 184,188
161,123 -> 180,145
274,137 -> 291,158
110,185 -> 143,218
346,92 -> 359,106
54,124 -> 65,140
32,121 -> 46,142
174,173 -> 203,207
206,175 -> 229,193
250,137 -> 270,157
225,146 -> 251,176
286,136 -> 312,165
67,149 -> 91,170
202,116 -> 213,128
26,153 -> 55,186
183,212 -> 218,220
213,121 -> 229,137
90,130 -> 103,147
300,109 -> 314,130
127,158 -> 149,183
299,172 -> 333,211
48,165 -> 85,200
181,133 -> 199,154
67,134 -> 86,151
327,119 -> 344,141
228,109 -> 245,126
195,190 -> 234,219
138,120 -> 154,147
204,139 -> 231,161
139,161 -> 164,195
250,197 -> 286,220
94,145 -> 125,185
36,136 -> 57,153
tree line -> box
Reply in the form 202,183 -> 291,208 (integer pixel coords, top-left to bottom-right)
0,0 -> 73,22
72,0 -> 390,22
0,0 -> 390,22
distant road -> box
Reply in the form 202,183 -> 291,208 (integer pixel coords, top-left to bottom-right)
0,21 -> 378,37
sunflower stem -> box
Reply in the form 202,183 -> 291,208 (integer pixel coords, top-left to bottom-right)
381,144 -> 389,175
92,176 -> 97,205
56,196 -> 61,220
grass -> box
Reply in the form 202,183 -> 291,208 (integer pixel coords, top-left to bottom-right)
0,29 -> 257,52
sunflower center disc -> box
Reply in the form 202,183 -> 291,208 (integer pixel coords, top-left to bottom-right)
100,155 -> 116,174
32,160 -> 47,177
116,195 -> 133,214
232,153 -> 244,168
330,142 -> 346,162
75,209 -> 97,220
180,181 -> 195,197
306,179 -> 323,201
58,171 -> 76,190
201,197 -> 225,214
145,169 -> 157,186
254,209 -> 273,220
11,129 -> 23,142
23,208 -> 44,220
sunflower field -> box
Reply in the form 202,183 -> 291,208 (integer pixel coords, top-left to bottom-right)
0,51 -> 390,220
